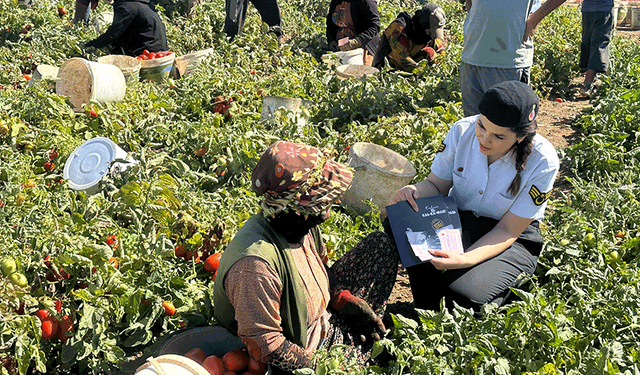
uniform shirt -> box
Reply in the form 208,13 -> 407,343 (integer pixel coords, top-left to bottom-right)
461,0 -> 541,68
581,0 -> 614,13
430,115 -> 559,221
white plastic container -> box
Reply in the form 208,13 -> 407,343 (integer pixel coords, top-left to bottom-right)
26,65 -> 59,88
631,7 -> 640,29
340,142 -> 416,217
97,55 -> 142,83
56,58 -> 126,112
135,355 -> 209,375
335,64 -> 379,80
321,48 -> 365,66
173,48 -> 214,78
260,96 -> 313,125
63,137 -> 138,194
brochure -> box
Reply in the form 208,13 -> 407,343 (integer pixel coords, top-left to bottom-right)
386,195 -> 463,268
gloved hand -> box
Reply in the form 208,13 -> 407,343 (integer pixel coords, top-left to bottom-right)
77,42 -> 96,54
331,290 -> 386,344
422,47 -> 436,61
328,40 -> 338,51
433,38 -> 445,53
339,38 -> 362,51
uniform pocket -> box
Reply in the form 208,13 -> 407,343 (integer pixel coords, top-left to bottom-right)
494,192 -> 516,217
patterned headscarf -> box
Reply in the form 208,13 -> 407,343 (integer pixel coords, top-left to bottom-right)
251,141 -> 353,218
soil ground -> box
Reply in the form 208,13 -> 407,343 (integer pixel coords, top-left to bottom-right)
384,26 -> 640,321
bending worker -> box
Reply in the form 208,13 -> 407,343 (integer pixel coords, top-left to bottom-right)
372,3 -> 447,72
214,141 -> 398,373
80,0 -> 168,56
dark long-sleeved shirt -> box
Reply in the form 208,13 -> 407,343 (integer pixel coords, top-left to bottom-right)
326,0 -> 380,55
87,0 -> 168,56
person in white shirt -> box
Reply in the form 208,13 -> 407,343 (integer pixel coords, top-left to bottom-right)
391,80 -> 559,313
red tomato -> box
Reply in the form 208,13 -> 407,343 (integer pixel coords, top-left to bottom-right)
162,301 -> 176,316
203,355 -> 225,375
55,300 -> 62,313
57,315 -> 74,343
203,253 -> 221,273
184,348 -> 207,364
222,349 -> 249,372
41,317 -> 59,340
35,309 -> 49,321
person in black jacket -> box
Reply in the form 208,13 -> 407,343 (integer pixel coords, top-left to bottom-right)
80,0 -> 168,56
326,0 -> 380,66
372,3 -> 446,72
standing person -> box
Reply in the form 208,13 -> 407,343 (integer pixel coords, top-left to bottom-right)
214,141 -> 399,374
460,0 -> 566,116
372,3 -> 447,72
391,81 -> 559,313
79,0 -> 168,56
73,0 -> 99,25
224,0 -> 281,40
578,0 -> 614,97
326,0 -> 381,66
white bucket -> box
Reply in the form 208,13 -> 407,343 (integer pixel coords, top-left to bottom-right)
173,48 -> 214,78
135,355 -> 209,375
158,326 -> 272,374
336,64 -> 379,80
26,65 -> 59,88
63,137 -> 138,195
260,96 -> 313,125
97,55 -> 142,83
631,7 -> 640,29
56,58 -> 126,112
321,48 -> 364,66
340,142 -> 416,216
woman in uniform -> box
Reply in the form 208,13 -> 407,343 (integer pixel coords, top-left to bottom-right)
391,81 -> 559,313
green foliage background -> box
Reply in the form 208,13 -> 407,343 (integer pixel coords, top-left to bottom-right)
0,0 -> 639,374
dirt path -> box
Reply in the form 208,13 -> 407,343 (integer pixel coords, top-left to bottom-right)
384,27 -> 640,319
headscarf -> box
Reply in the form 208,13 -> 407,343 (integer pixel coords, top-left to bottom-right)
251,141 -> 353,218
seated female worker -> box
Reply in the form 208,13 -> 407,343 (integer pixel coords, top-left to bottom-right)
213,141 -> 399,374
326,0 -> 381,66
391,81 -> 559,313
372,3 -> 447,72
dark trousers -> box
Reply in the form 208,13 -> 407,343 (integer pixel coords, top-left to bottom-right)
406,211 -> 543,313
580,10 -> 614,73
223,0 -> 281,38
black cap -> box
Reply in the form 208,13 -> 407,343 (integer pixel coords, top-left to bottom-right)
478,81 -> 539,128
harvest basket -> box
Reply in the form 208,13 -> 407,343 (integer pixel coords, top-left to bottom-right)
139,53 -> 175,82
174,48 -> 214,78
97,55 -> 142,83
336,64 -> 379,80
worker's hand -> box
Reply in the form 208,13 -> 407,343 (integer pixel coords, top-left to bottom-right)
421,46 -> 437,62
523,17 -> 537,42
332,290 -> 386,344
428,249 -> 472,270
77,42 -> 96,54
392,185 -> 419,212
433,38 -> 446,53
328,40 -> 338,51
339,38 -> 362,51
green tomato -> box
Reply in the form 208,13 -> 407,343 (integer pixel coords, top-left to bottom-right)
559,239 -> 570,246
609,250 -> 620,262
1,258 -> 17,276
328,359 -> 340,370
9,272 -> 28,288
583,233 -> 596,247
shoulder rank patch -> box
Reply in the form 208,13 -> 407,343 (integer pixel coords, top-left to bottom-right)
436,142 -> 446,153
529,185 -> 552,206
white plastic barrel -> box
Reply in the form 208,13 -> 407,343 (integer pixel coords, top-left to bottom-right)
340,142 -> 416,217
135,355 -> 209,375
63,137 -> 138,195
260,96 -> 313,126
321,48 -> 364,66
56,58 -> 126,112
631,7 -> 640,29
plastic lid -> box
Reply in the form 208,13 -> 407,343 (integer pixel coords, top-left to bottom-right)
63,137 -> 118,191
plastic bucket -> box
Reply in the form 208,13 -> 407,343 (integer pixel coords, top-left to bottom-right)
135,355 -> 209,375
56,58 -> 126,112
92,11 -> 114,33
173,48 -> 214,78
340,142 -> 416,216
26,65 -> 59,89
139,53 -> 175,83
336,64 -> 379,80
158,326 -> 272,374
17,0 -> 33,9
63,137 -> 138,195
260,96 -> 313,125
321,48 -> 364,66
97,55 -> 142,83
631,7 -> 640,29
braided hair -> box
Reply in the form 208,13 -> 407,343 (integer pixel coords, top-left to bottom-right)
507,121 -> 538,196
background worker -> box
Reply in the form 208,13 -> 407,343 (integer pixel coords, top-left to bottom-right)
578,0 -> 614,97
372,3 -> 447,72
460,0 -> 566,116
214,141 -> 398,373
326,0 -> 381,66
79,0 -> 168,56
224,0 -> 282,40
